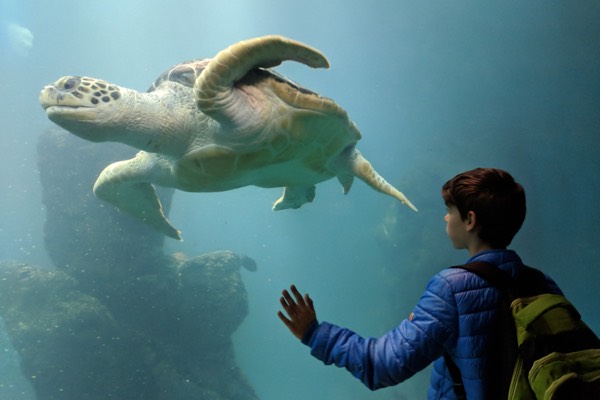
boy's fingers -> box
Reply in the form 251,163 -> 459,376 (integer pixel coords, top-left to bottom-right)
305,294 -> 314,310
281,289 -> 295,306
279,296 -> 289,309
277,311 -> 292,327
290,284 -> 306,305
280,296 -> 297,316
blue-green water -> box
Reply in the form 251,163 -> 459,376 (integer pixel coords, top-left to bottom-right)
1,1 -> 599,399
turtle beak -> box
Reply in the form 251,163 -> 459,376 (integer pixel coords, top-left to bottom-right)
40,86 -> 103,145
45,105 -> 98,121
40,85 -> 98,121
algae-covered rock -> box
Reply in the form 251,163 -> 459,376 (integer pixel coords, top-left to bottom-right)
98,251 -> 254,345
0,262 -> 157,399
177,251 -> 256,343
109,250 -> 258,400
0,253 -> 259,400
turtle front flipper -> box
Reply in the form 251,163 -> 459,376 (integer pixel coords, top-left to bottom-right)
194,35 -> 329,126
272,185 -> 316,211
93,152 -> 182,240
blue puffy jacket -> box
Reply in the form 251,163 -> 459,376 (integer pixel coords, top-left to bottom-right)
302,249 -> 562,399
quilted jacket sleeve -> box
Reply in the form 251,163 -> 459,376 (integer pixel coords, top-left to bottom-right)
302,273 -> 460,390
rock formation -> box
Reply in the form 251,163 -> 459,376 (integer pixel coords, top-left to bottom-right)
0,128 -> 258,400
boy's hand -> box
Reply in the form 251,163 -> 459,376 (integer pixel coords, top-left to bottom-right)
278,284 -> 317,340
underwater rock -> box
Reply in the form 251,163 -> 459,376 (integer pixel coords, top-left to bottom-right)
0,254 -> 259,400
173,251 -> 255,347
104,250 -> 255,357
101,250 -> 258,400
143,251 -> 258,400
0,262 -> 157,399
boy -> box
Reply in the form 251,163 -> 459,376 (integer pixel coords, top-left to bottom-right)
278,168 -> 562,399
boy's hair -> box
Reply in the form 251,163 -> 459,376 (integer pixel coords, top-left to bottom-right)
442,168 -> 526,248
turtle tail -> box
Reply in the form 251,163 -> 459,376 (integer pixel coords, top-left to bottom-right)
347,149 -> 418,212
194,35 -> 329,124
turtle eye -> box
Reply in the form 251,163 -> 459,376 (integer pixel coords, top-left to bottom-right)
63,77 -> 80,91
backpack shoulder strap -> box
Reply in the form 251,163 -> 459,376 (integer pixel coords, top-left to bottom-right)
513,265 -> 551,297
443,353 -> 467,400
446,261 -> 520,398
452,261 -> 513,290
452,262 -> 550,298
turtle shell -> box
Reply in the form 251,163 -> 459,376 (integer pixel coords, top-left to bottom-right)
147,59 -> 210,92
148,59 -> 319,97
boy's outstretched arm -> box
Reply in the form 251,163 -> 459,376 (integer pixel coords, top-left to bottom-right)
278,284 -> 317,340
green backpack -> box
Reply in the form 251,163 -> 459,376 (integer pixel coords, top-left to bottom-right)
447,262 -> 600,400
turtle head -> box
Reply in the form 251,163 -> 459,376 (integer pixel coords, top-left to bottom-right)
39,76 -> 127,142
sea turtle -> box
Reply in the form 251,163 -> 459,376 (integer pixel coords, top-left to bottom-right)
39,35 -> 416,240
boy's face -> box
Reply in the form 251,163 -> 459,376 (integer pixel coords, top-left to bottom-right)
444,205 -> 469,250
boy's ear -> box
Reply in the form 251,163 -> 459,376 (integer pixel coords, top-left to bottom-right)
466,211 -> 477,231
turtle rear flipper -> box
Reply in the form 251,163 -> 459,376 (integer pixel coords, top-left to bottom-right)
337,148 -> 418,212
93,153 -> 182,240
272,185 -> 316,210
